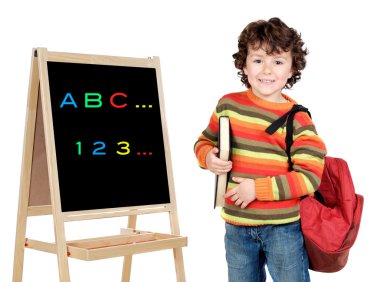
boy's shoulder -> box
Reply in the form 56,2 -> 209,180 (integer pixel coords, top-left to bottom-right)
218,89 -> 248,104
294,110 -> 315,127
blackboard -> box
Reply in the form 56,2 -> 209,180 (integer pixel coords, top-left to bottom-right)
47,61 -> 170,212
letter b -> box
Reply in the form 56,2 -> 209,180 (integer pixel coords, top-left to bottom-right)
85,93 -> 102,108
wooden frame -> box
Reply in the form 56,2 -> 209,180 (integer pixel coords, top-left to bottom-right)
13,48 -> 186,281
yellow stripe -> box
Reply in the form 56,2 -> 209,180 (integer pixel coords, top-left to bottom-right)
300,173 -> 315,194
293,155 -> 325,166
293,153 -> 322,162
227,182 -> 238,189
294,130 -> 316,139
223,111 -> 271,127
233,148 -> 287,162
271,177 -> 280,200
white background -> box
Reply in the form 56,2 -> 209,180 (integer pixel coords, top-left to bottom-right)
0,0 -> 377,281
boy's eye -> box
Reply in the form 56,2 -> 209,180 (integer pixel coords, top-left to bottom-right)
274,60 -> 284,65
253,59 -> 262,63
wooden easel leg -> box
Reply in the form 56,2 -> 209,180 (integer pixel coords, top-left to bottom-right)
54,221 -> 71,282
13,49 -> 40,282
168,211 -> 186,282
121,215 -> 137,282
173,248 -> 186,282
34,47 -> 71,282
13,201 -> 28,282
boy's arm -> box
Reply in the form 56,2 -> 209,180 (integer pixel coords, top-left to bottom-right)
255,113 -> 327,201
194,137 -> 215,169
194,109 -> 219,168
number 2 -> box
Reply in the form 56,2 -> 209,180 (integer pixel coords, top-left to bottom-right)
93,141 -> 106,155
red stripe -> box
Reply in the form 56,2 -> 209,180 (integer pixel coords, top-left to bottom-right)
225,197 -> 299,209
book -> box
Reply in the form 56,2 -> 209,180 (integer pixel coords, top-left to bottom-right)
214,116 -> 231,208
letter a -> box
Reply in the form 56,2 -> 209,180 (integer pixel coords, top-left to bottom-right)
60,93 -> 78,108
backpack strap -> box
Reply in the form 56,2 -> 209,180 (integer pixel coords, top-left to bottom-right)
265,104 -> 325,203
265,104 -> 311,171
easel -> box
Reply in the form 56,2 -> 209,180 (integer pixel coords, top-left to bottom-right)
13,48 -> 187,281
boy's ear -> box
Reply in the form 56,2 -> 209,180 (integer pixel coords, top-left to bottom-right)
243,66 -> 248,75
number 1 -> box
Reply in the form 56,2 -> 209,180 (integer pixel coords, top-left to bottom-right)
76,141 -> 82,155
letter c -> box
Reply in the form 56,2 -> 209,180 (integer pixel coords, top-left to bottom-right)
110,92 -> 127,108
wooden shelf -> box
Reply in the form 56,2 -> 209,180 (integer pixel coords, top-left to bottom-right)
26,232 -> 187,261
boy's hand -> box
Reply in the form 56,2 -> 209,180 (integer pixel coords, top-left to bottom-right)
224,177 -> 256,209
206,147 -> 232,175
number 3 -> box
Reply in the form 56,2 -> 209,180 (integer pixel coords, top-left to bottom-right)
117,141 -> 130,155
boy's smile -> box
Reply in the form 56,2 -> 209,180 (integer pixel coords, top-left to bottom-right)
244,46 -> 293,103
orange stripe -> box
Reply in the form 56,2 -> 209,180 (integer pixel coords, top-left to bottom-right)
233,166 -> 285,177
293,159 -> 324,177
208,114 -> 219,131
234,155 -> 287,167
294,112 -> 313,126
232,118 -> 266,131
293,135 -> 326,150
286,173 -> 298,198
294,172 -> 308,195
233,128 -> 285,146
233,160 -> 287,173
222,92 -> 253,106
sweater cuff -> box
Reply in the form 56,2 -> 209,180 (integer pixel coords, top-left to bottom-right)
197,145 -> 214,169
255,177 -> 274,201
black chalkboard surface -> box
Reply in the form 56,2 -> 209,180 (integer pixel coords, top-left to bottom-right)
47,61 -> 170,212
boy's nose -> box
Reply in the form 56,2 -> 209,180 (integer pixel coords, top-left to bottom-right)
262,62 -> 272,74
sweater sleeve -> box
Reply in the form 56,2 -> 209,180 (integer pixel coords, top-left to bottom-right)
194,104 -> 223,168
255,112 -> 327,201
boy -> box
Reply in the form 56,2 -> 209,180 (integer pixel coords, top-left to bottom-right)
194,18 -> 326,282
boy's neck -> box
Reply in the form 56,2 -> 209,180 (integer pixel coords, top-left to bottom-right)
247,88 -> 295,110
251,90 -> 289,103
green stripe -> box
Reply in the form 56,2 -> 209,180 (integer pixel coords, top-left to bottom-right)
276,175 -> 291,200
294,124 -> 317,135
194,140 -> 210,151
222,211 -> 300,225
216,100 -> 280,123
229,172 -> 265,179
202,129 -> 217,141
223,205 -> 300,220
293,146 -> 326,159
224,204 -> 299,215
226,110 -> 271,127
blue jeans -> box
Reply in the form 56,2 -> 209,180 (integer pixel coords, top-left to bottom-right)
225,221 -> 310,282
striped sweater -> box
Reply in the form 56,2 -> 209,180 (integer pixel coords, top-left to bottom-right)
194,88 -> 327,225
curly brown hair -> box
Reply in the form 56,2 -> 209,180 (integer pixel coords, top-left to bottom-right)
233,17 -> 308,89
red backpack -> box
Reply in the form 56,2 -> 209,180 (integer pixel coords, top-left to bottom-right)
266,105 -> 364,272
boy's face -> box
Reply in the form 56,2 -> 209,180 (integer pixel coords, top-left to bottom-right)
244,46 -> 293,102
